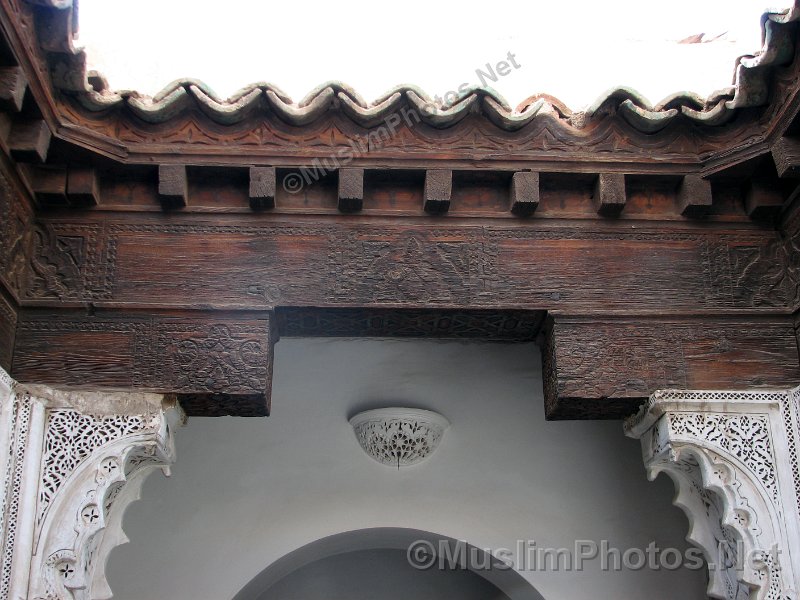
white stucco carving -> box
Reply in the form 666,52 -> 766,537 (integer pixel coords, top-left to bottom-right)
350,408 -> 449,467
0,369 -> 183,600
625,388 -> 800,600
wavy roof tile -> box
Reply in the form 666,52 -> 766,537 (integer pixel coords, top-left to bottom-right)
33,0 -> 800,134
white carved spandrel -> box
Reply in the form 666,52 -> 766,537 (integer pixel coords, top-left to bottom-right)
625,388 -> 800,600
0,367 -> 183,600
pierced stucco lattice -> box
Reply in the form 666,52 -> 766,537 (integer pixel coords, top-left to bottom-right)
350,408 -> 449,467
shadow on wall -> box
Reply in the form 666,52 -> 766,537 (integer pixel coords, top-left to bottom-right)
234,528 -> 545,600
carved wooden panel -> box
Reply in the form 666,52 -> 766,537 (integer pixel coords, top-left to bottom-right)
0,169 -> 32,299
543,317 -> 800,419
11,311 -> 276,415
276,307 -> 544,340
0,292 -> 16,371
21,218 -> 795,312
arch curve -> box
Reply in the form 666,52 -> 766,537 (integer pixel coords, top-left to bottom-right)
233,528 -> 546,600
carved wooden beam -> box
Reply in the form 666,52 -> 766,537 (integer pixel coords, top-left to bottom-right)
424,169 -> 452,214
11,310 -> 277,416
67,167 -> 99,206
510,171 -> 539,216
677,175 -> 712,218
542,316 -> 800,419
772,135 -> 800,178
8,119 -> 50,163
158,164 -> 188,209
0,66 -> 27,113
593,173 -> 626,216
249,166 -> 275,210
0,290 -> 16,372
744,178 -> 784,218
338,167 -> 364,213
22,164 -> 67,206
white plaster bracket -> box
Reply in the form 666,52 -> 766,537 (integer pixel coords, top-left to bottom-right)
625,387 -> 800,600
0,369 -> 184,600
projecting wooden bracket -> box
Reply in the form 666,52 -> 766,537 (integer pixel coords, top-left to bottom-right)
21,165 -> 100,206
0,67 -> 28,113
8,119 -> 50,163
424,169 -> 452,214
772,136 -> 800,178
338,168 -> 364,213
593,173 -> 626,216
11,310 -> 277,417
158,164 -> 188,209
745,178 -> 784,219
541,316 -> 799,420
677,175 -> 712,217
249,166 -> 275,210
510,171 -> 539,216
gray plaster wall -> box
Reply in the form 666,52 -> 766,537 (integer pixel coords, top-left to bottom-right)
107,338 -> 706,599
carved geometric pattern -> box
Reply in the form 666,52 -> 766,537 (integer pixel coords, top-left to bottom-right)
276,307 -> 544,340
350,409 -> 449,468
37,410 -> 152,529
668,413 -> 778,501
0,391 -> 31,600
625,388 -> 800,600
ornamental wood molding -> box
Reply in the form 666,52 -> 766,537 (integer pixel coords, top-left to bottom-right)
625,387 -> 800,599
0,1 -> 798,418
0,367 -> 183,600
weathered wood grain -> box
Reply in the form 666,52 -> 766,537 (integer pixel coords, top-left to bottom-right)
249,166 -> 275,210
338,167 -> 364,213
12,310 -> 276,415
745,179 -> 784,219
510,171 -> 539,216
0,290 -> 16,372
772,136 -> 800,178
158,164 -> 188,208
677,175 -> 712,217
0,66 -> 27,113
543,316 -> 800,419
594,173 -> 627,216
67,167 -> 99,206
424,169 -> 452,213
8,119 -> 51,163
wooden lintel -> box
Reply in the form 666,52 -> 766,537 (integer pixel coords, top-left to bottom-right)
772,136 -> 800,178
510,171 -> 539,216
677,175 -> 712,217
745,179 -> 784,219
0,290 -> 16,373
8,119 -> 51,163
12,310 -> 277,417
249,166 -> 275,210
158,164 -> 188,208
0,66 -> 28,113
424,169 -> 452,213
542,316 -> 800,420
594,173 -> 626,216
67,167 -> 100,206
338,168 -> 364,213
22,164 -> 67,206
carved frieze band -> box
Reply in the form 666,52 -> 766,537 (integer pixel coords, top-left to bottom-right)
625,388 -> 800,600
0,368 -> 183,600
9,219 -> 797,310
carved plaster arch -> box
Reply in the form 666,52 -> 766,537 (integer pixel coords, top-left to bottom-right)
0,370 -> 183,600
625,388 -> 800,600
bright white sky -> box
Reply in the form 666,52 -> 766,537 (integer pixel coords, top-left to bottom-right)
77,0 -> 791,111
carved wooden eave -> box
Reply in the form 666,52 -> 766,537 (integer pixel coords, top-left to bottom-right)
0,0 -> 798,419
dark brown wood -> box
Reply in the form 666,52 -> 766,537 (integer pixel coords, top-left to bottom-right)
677,175 -> 713,217
12,309 -> 276,415
772,136 -> 800,178
8,120 -> 51,163
510,171 -> 539,216
249,166 -> 275,210
424,169 -> 452,213
542,316 -> 800,419
0,290 -> 16,372
0,66 -> 27,113
338,167 -> 364,213
22,164 -> 67,206
594,173 -> 626,216
158,164 -> 188,208
67,167 -> 99,206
